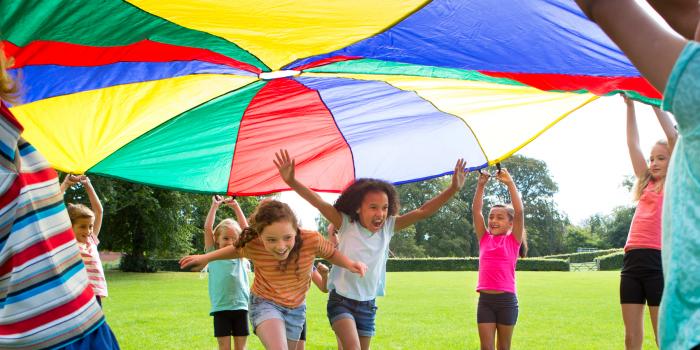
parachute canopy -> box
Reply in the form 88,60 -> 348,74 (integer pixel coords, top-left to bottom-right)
1,0 -> 660,194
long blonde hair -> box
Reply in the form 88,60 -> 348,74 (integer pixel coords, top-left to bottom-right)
633,140 -> 670,201
0,47 -> 19,104
213,218 -> 242,249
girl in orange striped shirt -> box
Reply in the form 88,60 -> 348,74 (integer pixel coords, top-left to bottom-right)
181,200 -> 366,350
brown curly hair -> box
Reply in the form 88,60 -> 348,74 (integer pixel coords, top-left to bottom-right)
235,200 -> 303,276
333,178 -> 399,223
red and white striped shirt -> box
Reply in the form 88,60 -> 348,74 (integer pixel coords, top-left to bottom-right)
79,235 -> 108,297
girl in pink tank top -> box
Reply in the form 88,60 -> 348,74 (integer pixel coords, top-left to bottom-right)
472,168 -> 525,350
619,96 -> 677,349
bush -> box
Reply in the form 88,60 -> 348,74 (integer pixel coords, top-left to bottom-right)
541,248 -> 623,263
595,251 -> 625,271
120,253 -> 157,272
154,257 -> 569,272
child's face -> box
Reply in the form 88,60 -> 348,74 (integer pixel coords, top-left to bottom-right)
260,221 -> 296,260
487,208 -> 512,235
72,217 -> 94,243
357,191 -> 389,233
216,227 -> 238,248
649,143 -> 671,181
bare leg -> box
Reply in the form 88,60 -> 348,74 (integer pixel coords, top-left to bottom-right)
478,323 -> 497,350
294,340 -> 304,350
233,336 -> 247,350
621,304 -> 645,350
359,336 -> 372,350
217,336 -> 231,350
495,324 -> 515,350
256,319 -> 288,350
649,306 -> 660,348
333,318 -> 361,350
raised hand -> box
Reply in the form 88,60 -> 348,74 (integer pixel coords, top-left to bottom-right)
212,195 -> 225,207
451,158 -> 468,190
273,149 -> 296,185
495,168 -> 514,186
477,171 -> 490,186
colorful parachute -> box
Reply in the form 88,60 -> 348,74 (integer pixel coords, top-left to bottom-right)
1,0 -> 660,195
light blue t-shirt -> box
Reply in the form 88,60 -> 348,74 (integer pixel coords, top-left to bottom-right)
206,247 -> 250,315
659,41 -> 700,350
328,213 -> 395,301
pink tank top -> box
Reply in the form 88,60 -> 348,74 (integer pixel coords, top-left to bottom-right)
625,181 -> 663,252
476,232 -> 521,294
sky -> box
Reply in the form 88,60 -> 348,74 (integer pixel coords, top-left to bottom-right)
280,95 -> 671,229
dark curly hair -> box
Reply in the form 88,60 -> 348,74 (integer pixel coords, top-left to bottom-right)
333,178 -> 400,223
235,200 -> 303,276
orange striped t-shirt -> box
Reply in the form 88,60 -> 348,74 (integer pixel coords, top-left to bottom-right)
239,229 -> 336,308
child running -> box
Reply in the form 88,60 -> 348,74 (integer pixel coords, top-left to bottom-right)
574,2 -> 700,348
472,168 -> 524,350
62,174 -> 109,306
180,200 -> 366,350
296,262 -> 331,350
204,196 -> 251,350
274,149 -> 467,350
620,96 -> 677,349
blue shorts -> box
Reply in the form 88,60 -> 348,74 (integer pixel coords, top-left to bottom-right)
326,289 -> 378,337
249,294 -> 306,341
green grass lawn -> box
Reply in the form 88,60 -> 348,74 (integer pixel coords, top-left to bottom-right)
103,271 -> 658,349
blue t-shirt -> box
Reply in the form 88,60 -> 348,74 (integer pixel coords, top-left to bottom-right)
659,41 -> 700,350
206,247 -> 250,315
328,213 -> 395,301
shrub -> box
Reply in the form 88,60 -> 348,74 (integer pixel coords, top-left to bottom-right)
595,251 -> 625,271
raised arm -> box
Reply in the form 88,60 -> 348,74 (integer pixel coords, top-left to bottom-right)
576,0 -> 686,93
653,107 -> 679,152
496,169 -> 524,243
395,159 -> 467,231
204,195 -> 224,250
472,172 -> 489,241
60,174 -> 79,194
226,197 -> 249,229
81,176 -> 103,237
647,0 -> 700,40
274,149 -> 342,227
179,245 -> 242,271
624,97 -> 649,178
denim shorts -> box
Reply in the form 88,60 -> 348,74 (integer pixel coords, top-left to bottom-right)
327,289 -> 378,337
249,294 -> 306,341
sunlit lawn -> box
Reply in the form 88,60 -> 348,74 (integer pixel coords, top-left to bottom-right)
103,271 -> 657,349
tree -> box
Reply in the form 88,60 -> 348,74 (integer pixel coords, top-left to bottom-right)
600,206 -> 635,248
62,174 -> 260,271
483,155 -> 567,256
396,177 -> 475,257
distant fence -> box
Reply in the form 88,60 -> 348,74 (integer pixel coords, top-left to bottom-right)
540,249 -> 623,264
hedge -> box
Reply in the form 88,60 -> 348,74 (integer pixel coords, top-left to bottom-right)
155,257 -> 569,272
541,248 -> 623,263
595,251 -> 625,271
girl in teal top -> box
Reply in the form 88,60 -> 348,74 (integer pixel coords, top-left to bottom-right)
575,2 -> 700,348
204,196 -> 251,350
